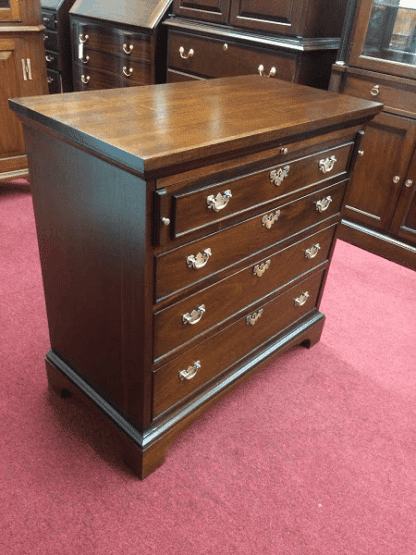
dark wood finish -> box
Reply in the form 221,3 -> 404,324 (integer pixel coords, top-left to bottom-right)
9,76 -> 381,478
41,0 -> 77,93
0,0 -> 48,182
329,0 -> 416,269
69,0 -> 171,92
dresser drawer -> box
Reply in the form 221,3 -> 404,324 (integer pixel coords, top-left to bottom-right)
41,10 -> 57,31
80,49 -> 152,85
47,69 -> 62,94
45,50 -> 59,72
73,63 -> 151,91
74,22 -> 152,63
155,180 -> 346,300
171,142 -> 353,238
168,31 -> 297,80
342,71 -> 416,115
154,224 -> 336,360
44,30 -> 58,52
153,269 -> 325,418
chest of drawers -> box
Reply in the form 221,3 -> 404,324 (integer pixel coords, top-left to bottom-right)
10,76 -> 381,478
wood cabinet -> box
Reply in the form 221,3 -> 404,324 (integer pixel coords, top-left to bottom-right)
69,0 -> 171,92
10,76 -> 381,478
0,0 -> 48,182
329,0 -> 416,269
165,0 -> 347,89
41,0 -> 77,93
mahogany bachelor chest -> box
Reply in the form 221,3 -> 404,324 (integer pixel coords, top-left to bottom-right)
10,76 -> 381,478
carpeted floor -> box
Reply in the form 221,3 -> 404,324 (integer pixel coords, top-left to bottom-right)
1,180 -> 415,554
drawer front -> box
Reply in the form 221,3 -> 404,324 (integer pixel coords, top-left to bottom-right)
45,50 -> 59,72
155,181 -> 346,300
154,224 -> 336,360
168,31 -> 296,80
172,142 -> 353,237
41,10 -> 57,31
47,69 -> 62,94
43,30 -> 58,52
73,63 -> 122,91
153,269 -> 325,418
343,72 -> 416,115
74,22 -> 152,63
80,49 -> 152,85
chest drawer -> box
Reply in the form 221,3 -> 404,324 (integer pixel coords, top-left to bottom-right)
42,10 -> 57,31
154,224 -> 336,360
170,142 -> 353,238
155,180 -> 346,300
342,71 -> 416,116
44,30 -> 58,53
45,50 -> 59,72
153,268 -> 325,418
79,49 -> 152,84
168,31 -> 297,80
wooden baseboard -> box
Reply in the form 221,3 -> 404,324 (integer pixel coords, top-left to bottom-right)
339,219 -> 416,271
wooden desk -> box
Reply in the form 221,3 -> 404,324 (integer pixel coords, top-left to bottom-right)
10,76 -> 381,478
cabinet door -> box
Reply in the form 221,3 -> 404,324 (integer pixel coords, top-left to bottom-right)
172,0 -> 230,24
343,112 -> 416,232
389,148 -> 416,246
0,0 -> 21,22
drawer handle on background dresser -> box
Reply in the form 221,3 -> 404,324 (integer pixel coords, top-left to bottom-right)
206,190 -> 232,212
81,75 -> 90,85
123,44 -> 134,55
315,196 -> 332,213
45,55 -> 55,62
262,210 -> 280,229
318,155 -> 337,174
123,67 -> 133,77
371,84 -> 380,96
305,243 -> 321,259
294,292 -> 310,307
47,76 -> 54,84
246,309 -> 264,326
78,34 -> 89,61
270,165 -> 290,186
80,55 -> 90,64
182,304 -> 206,325
186,248 -> 212,269
258,65 -> 276,78
179,361 -> 201,381
179,46 -> 194,59
253,259 -> 271,277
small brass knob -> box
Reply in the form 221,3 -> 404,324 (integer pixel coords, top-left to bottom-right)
223,43 -> 228,51
393,175 -> 401,184
161,217 -> 170,226
358,150 -> 364,156
280,147 -> 288,155
405,179 -> 413,188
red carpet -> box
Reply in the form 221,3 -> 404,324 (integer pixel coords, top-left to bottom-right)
1,180 -> 416,554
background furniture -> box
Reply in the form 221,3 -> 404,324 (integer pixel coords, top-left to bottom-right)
41,0 -> 77,93
165,0 -> 347,89
69,0 -> 172,91
0,0 -> 48,182
329,0 -> 416,269
10,76 -> 381,478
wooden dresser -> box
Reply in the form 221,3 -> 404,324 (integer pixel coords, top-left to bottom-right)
10,76 -> 381,478
165,0 -> 347,89
0,0 -> 48,182
41,0 -> 77,93
69,0 -> 171,92
329,0 -> 416,269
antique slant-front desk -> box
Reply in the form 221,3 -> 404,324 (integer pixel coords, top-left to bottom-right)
10,77 -> 381,478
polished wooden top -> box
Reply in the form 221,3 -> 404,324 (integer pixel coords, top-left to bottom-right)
9,75 -> 382,176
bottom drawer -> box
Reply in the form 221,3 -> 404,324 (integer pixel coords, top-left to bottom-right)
153,269 -> 325,418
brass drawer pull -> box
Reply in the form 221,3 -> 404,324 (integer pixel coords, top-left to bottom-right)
179,46 -> 194,59
294,292 -> 310,307
81,74 -> 90,85
78,34 -> 89,62
123,43 -> 133,55
305,243 -> 321,259
318,155 -> 337,174
258,65 -> 276,78
405,179 -> 413,188
270,165 -> 290,186
253,259 -> 271,277
246,308 -> 263,326
45,55 -> 55,62
80,55 -> 90,64
315,196 -> 332,213
47,76 -> 54,84
79,33 -> 89,43
123,66 -> 133,77
392,175 -> 401,184
182,304 -> 206,325
371,84 -> 380,96
262,210 -> 280,229
206,190 -> 232,212
179,361 -> 201,381
186,248 -> 212,269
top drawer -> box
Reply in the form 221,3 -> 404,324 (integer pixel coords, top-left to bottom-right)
168,31 -> 297,80
73,20 -> 152,63
41,10 -> 57,31
159,141 -> 353,239
343,70 -> 416,116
